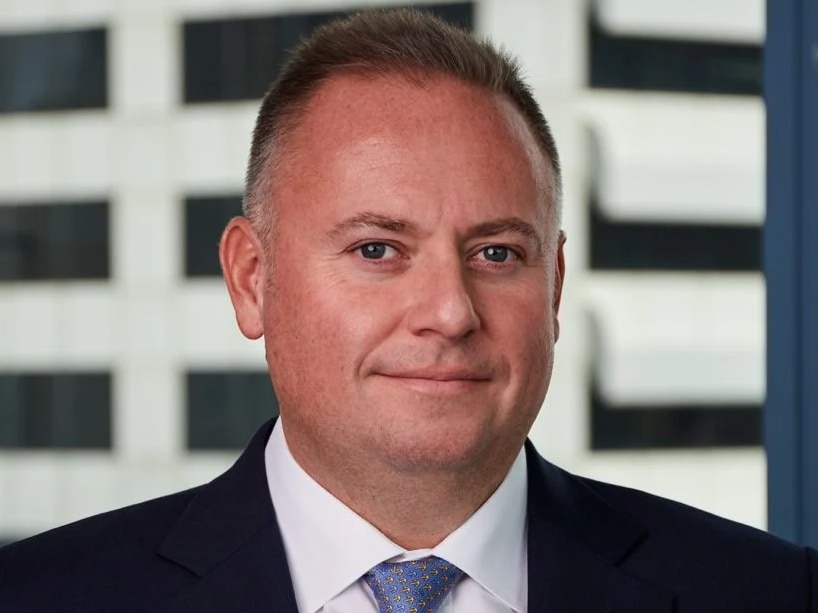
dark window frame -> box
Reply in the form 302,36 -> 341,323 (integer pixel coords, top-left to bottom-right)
588,16 -> 762,96
183,3 -> 475,104
0,200 -> 110,282
0,372 -> 112,450
589,198 -> 761,272
184,195 -> 243,278
590,385 -> 761,450
186,370 -> 279,451
0,27 -> 108,114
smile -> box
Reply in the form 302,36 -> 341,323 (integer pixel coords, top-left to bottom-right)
375,373 -> 489,394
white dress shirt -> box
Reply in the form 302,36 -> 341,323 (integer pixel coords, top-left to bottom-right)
265,420 -> 528,613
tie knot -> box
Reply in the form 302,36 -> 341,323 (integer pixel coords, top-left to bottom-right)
365,556 -> 463,613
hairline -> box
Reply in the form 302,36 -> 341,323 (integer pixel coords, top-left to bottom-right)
244,68 -> 563,251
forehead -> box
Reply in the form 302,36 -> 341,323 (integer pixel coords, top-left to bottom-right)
271,73 -> 553,222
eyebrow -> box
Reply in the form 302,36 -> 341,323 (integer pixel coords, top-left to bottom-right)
328,211 -> 543,253
327,212 -> 420,239
466,218 -> 544,255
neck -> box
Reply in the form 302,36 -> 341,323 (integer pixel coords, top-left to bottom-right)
285,433 -> 519,550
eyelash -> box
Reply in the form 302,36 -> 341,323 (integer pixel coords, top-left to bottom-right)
351,242 -> 523,267
353,242 -> 402,261
474,245 -> 520,264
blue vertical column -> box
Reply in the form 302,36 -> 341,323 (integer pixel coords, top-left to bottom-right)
765,0 -> 818,546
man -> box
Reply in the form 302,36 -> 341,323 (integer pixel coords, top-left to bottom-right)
0,8 -> 815,613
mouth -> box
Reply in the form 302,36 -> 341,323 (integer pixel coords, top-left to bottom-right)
374,372 -> 490,394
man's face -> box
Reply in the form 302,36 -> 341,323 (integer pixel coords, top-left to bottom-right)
241,74 -> 563,476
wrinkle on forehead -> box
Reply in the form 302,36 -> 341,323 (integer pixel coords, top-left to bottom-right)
271,73 -> 555,234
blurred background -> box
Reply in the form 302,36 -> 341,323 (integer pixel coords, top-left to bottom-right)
0,0 -> 765,544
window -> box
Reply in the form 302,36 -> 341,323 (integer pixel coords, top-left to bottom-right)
589,201 -> 761,271
183,3 -> 475,103
0,201 -> 109,281
184,195 -> 242,277
589,19 -> 761,95
590,388 -> 761,450
0,28 -> 107,113
0,373 -> 112,449
187,371 -> 279,450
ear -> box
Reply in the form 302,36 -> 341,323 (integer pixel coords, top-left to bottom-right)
552,231 -> 567,343
219,217 -> 266,340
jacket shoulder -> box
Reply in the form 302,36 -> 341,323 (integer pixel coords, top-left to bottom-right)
584,475 -> 797,552
0,486 -> 203,609
579,475 -> 817,611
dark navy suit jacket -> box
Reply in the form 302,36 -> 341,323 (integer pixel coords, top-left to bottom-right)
0,420 -> 815,612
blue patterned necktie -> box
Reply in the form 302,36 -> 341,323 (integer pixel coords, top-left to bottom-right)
364,556 -> 463,613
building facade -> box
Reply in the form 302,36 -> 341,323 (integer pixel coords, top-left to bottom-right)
0,0 -> 765,543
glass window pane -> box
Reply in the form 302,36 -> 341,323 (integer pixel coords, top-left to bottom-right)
187,371 -> 279,450
184,195 -> 242,277
589,19 -> 761,95
590,387 -> 761,450
0,373 -> 112,449
0,28 -> 107,113
183,3 -> 475,103
589,201 -> 761,271
0,201 -> 109,281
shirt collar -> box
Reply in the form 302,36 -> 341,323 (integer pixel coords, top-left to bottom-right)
265,419 -> 528,613
432,447 -> 528,611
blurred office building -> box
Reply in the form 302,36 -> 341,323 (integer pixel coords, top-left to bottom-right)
0,0 -> 765,545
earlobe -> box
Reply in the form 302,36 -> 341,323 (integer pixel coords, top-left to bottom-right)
219,217 -> 266,340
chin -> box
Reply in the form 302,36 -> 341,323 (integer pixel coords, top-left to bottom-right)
377,428 -> 494,474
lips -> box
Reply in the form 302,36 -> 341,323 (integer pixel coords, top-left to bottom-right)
378,370 -> 489,382
373,368 -> 491,394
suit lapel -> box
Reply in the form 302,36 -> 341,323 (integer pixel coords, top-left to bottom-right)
154,420 -> 299,613
148,423 -> 675,612
525,443 -> 675,613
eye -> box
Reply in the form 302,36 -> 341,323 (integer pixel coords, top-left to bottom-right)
480,245 -> 512,263
357,242 -> 396,260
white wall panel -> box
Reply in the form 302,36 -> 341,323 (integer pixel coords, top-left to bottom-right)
115,364 -> 183,461
177,106 -> 256,192
0,283 -> 265,368
581,449 -> 766,529
112,192 -> 181,285
58,457 -> 119,526
113,119 -> 177,190
0,115 -> 112,200
0,285 -> 113,368
2,287 -> 68,367
586,93 -> 764,224
173,0 -> 443,20
112,16 -> 178,115
593,0 -> 764,43
176,282 -> 265,367
55,286 -> 117,365
482,0 -> 584,91
0,456 -> 62,532
586,273 -> 764,404
0,0 -> 111,30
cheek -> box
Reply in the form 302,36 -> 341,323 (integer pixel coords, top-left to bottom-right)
486,281 -> 554,338
493,288 -> 556,388
263,271 -> 393,384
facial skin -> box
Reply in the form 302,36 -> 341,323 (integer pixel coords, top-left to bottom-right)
221,73 -> 565,546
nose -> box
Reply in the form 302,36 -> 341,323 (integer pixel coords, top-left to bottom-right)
405,257 -> 481,340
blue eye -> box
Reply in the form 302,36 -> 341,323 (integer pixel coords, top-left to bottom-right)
359,243 -> 391,259
482,246 -> 510,263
